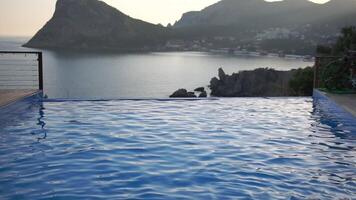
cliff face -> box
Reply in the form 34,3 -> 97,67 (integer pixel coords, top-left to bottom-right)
24,0 -> 169,50
210,68 -> 296,97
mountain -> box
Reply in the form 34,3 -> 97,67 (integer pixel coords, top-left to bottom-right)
24,0 -> 170,50
174,0 -> 356,30
173,0 -> 356,54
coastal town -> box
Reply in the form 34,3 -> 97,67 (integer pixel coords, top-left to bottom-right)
163,38 -> 315,61
159,27 -> 340,61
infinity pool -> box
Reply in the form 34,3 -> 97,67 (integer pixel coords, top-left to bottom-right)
0,98 -> 355,199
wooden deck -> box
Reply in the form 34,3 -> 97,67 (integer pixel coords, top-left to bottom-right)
324,92 -> 356,117
0,90 -> 38,107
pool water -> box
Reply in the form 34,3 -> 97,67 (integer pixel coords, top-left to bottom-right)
0,98 -> 355,199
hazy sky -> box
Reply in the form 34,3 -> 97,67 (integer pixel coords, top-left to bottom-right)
0,0 -> 330,37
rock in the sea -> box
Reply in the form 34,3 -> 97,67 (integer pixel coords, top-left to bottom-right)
187,92 -> 197,97
194,87 -> 205,92
218,68 -> 227,81
199,91 -> 208,98
170,89 -> 197,98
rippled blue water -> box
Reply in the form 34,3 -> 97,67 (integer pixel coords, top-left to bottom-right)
0,98 -> 355,199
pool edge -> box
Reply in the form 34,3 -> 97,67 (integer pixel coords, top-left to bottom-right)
0,91 -> 43,119
313,89 -> 356,132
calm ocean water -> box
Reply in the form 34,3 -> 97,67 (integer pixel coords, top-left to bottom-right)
0,37 -> 313,99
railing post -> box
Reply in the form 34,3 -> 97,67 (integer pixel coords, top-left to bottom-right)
38,52 -> 43,90
314,57 -> 320,89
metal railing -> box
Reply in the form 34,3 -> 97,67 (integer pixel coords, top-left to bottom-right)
314,51 -> 356,89
0,51 -> 43,90
313,56 -> 341,88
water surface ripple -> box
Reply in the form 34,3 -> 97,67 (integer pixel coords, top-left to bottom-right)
0,98 -> 355,199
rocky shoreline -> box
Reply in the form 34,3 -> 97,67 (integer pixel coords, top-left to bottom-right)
210,68 -> 296,97
170,67 -> 313,98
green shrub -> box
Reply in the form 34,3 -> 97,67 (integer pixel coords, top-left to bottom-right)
289,67 -> 314,96
320,59 -> 352,90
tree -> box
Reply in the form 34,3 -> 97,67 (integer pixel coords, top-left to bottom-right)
333,27 -> 356,54
316,26 -> 356,91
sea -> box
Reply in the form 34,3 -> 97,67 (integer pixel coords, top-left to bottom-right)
0,37 -> 313,99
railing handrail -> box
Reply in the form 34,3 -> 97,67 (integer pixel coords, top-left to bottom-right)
0,51 -> 42,54
314,55 -> 341,58
0,51 -> 43,90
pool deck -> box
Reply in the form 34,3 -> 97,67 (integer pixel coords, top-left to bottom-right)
0,90 -> 38,107
323,92 -> 356,117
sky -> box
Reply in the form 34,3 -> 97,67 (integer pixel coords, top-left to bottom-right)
0,0 -> 330,37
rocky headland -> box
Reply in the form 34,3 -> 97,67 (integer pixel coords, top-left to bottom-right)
170,67 -> 314,98
209,68 -> 295,97
24,0 -> 169,50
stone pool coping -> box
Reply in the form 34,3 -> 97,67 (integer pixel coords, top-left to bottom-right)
0,91 -> 43,120
313,89 -> 356,118
323,92 -> 356,117
313,89 -> 356,133
0,90 -> 39,107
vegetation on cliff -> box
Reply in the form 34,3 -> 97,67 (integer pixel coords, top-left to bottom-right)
288,67 -> 314,96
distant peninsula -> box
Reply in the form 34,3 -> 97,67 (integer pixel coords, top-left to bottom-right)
25,0 -> 356,54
